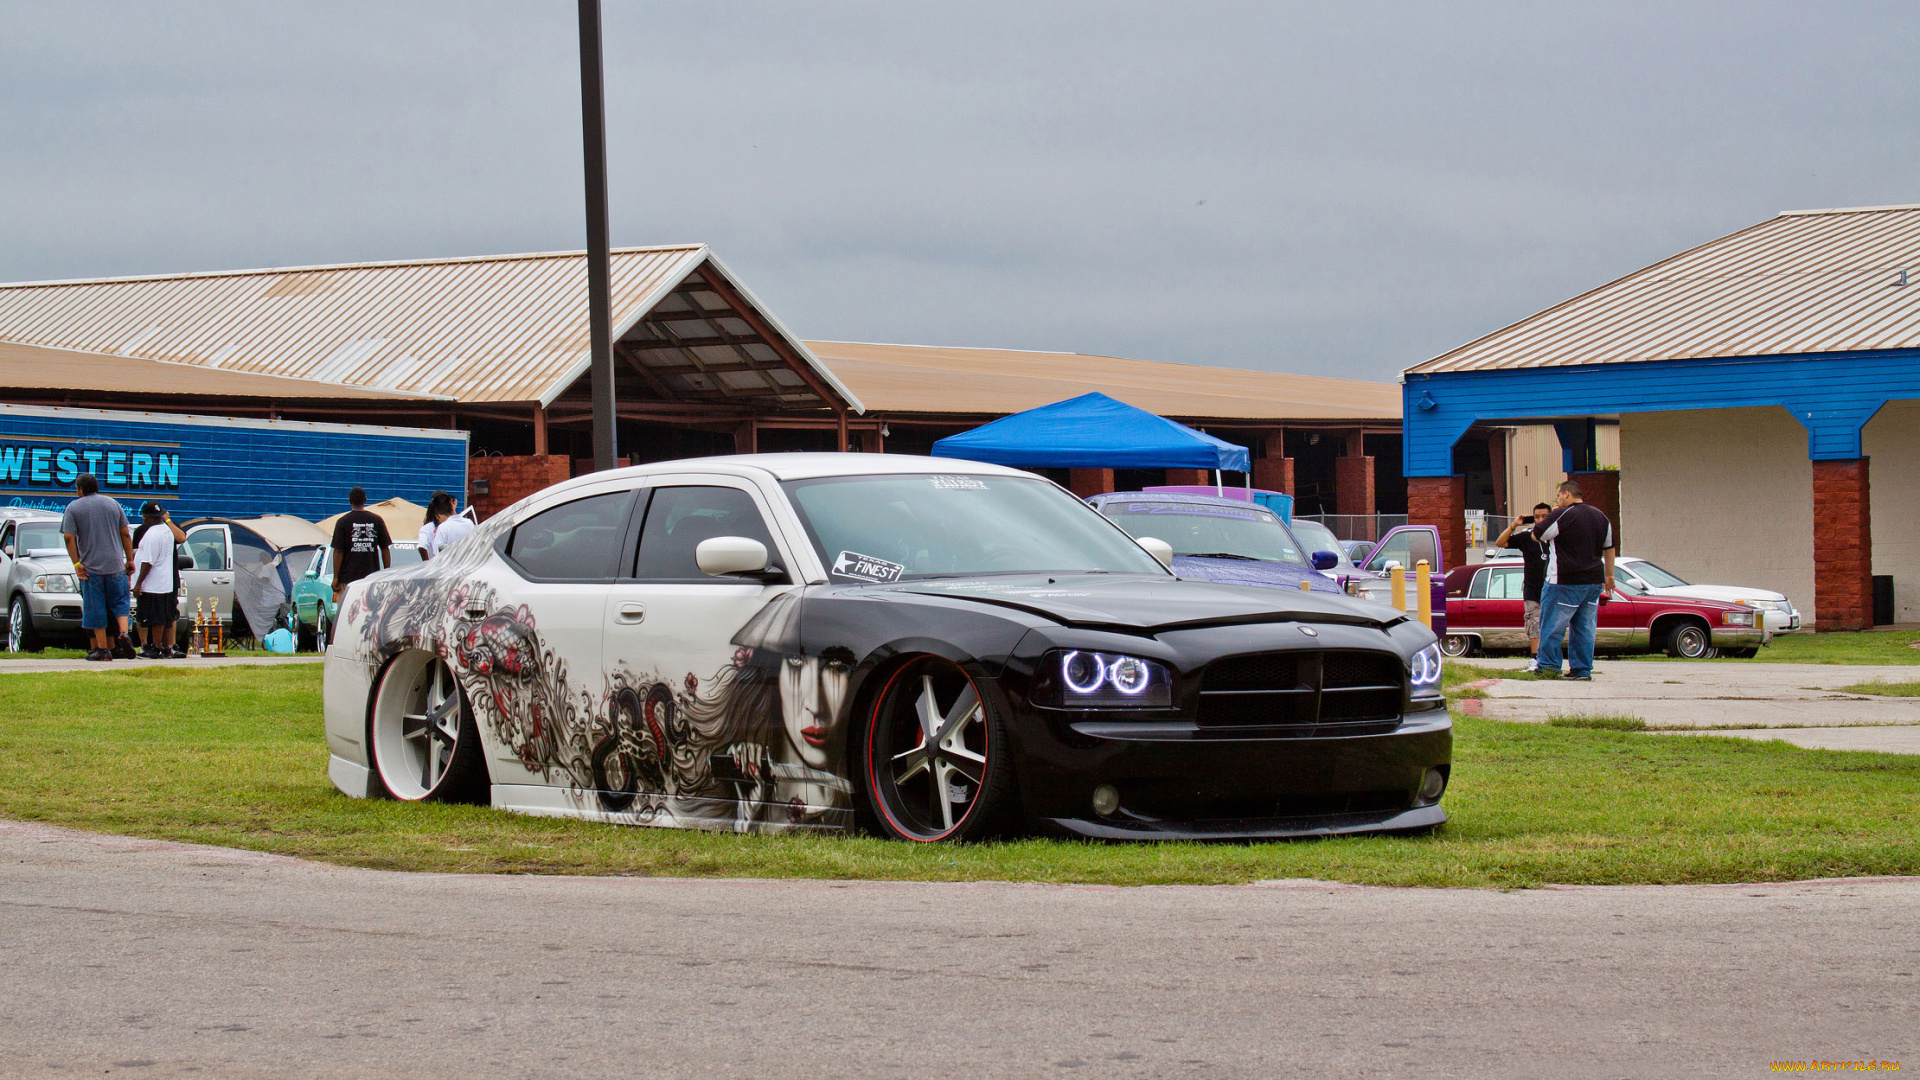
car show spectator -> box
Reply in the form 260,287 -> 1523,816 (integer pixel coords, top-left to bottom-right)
416,491 -> 449,560
1530,480 -> 1616,681
1495,502 -> 1553,660
328,487 -> 392,644
132,502 -> 186,659
60,473 -> 137,662
431,505 -> 475,555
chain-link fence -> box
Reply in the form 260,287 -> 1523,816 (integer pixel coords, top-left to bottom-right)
1290,514 -> 1408,542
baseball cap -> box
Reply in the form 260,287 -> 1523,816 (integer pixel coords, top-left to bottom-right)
140,501 -> 166,517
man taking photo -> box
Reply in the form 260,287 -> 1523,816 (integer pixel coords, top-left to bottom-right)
1530,480 -> 1616,681
1495,502 -> 1553,664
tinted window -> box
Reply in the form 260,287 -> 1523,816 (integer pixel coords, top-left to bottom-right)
507,492 -> 631,580
187,528 -> 227,571
633,486 -> 777,581
1365,530 -> 1439,574
1100,503 -> 1305,564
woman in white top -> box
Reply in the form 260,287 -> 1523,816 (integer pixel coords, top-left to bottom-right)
416,491 -> 452,560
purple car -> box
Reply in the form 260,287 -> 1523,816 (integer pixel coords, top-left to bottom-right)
1086,492 -> 1343,594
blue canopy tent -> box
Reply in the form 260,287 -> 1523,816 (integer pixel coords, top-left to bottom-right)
930,392 -> 1251,473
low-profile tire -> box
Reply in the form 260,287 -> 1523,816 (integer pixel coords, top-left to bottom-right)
1439,633 -> 1476,658
589,734 -> 639,812
1664,622 -> 1712,659
7,594 -> 41,653
368,650 -> 489,803
861,655 -> 1016,842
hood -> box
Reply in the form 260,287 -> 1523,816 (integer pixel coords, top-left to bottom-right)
889,574 -> 1404,633
1170,555 -> 1343,595
18,553 -> 76,574
1645,584 -> 1789,606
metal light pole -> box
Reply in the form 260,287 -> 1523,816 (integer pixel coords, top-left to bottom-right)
578,0 -> 617,471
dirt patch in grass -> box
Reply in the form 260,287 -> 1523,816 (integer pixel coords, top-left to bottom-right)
2,666 -> 1918,887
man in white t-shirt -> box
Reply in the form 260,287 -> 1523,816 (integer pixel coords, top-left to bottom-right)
431,508 -> 475,555
132,502 -> 185,659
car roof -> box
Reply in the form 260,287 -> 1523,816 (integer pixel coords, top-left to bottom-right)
1088,491 -> 1281,513
519,452 -> 1040,503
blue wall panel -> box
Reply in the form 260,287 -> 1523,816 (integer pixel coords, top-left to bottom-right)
1402,349 -> 1920,476
0,404 -> 468,522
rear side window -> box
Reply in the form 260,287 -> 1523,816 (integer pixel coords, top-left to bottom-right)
1485,567 -> 1523,599
632,486 -> 777,581
1468,568 -> 1491,599
506,492 -> 632,581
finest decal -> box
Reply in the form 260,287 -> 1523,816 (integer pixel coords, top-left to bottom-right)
928,475 -> 988,490
831,550 -> 906,584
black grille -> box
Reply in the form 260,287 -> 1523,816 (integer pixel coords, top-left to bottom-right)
1196,649 -> 1405,728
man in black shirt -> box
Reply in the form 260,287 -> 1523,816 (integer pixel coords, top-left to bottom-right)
1530,480 -> 1616,681
1495,501 -> 1553,657
329,487 -> 391,643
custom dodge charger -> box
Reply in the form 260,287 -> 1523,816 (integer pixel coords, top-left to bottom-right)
323,455 -> 1451,842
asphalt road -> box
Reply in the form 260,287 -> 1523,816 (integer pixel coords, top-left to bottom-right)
2,820 -> 1915,1080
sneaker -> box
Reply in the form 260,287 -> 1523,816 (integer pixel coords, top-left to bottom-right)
112,634 -> 138,660
1569,673 -> 1593,681
85,648 -> 111,662
1524,660 -> 1540,673
138,645 -> 165,660
169,646 -> 189,659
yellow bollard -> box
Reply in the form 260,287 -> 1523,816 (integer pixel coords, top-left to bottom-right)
1298,578 -> 1313,591
1415,559 -> 1433,628
1389,564 -> 1407,612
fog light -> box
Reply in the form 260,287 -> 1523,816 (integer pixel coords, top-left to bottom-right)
1419,768 -> 1447,802
1091,784 -> 1120,816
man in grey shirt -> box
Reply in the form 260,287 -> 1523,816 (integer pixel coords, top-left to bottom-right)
60,473 -> 137,661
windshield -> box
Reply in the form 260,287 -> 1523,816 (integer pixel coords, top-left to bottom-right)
782,474 -> 1167,581
1628,560 -> 1691,588
17,524 -> 66,553
1099,501 -> 1306,564
1287,519 -> 1346,563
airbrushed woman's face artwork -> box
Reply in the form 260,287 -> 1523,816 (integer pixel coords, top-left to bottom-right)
781,653 -> 851,769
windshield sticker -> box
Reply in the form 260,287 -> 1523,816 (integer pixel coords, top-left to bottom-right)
831,551 -> 906,584
928,475 -> 988,491
1124,503 -> 1264,521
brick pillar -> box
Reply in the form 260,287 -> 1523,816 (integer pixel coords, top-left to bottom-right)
1335,455 -> 1376,539
1408,475 -> 1467,572
1571,470 -> 1621,552
1067,468 -> 1115,498
1812,458 -> 1872,631
469,455 -> 571,521
1163,468 -> 1209,486
1252,456 -> 1294,495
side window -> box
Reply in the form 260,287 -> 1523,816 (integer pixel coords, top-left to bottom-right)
504,492 -> 632,581
1365,535 -> 1410,573
187,527 -> 228,571
632,486 -> 778,581
0,523 -> 12,558
1486,567 -> 1523,599
1468,568 -> 1491,599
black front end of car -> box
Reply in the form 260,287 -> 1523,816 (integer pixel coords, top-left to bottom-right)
995,617 -> 1451,840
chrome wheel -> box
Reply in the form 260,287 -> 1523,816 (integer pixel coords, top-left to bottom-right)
1439,634 -> 1475,658
7,595 -> 37,653
370,651 -> 486,801
1667,623 -> 1711,659
864,657 -> 1007,842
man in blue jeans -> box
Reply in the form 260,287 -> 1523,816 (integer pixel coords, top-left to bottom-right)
1530,479 -> 1616,681
60,473 -> 137,662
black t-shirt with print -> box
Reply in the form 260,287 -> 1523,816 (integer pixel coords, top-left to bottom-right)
331,509 -> 393,588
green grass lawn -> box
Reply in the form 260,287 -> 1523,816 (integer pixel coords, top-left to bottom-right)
2,663 -> 1917,887
1617,626 -> 1920,664
1836,680 -> 1920,696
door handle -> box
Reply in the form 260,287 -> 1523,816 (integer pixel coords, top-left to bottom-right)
466,608 -> 488,620
616,602 -> 646,624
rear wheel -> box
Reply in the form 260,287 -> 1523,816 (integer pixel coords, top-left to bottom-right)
7,594 -> 40,653
1439,633 -> 1476,658
862,656 -> 1014,842
369,650 -> 488,802
1664,622 -> 1712,659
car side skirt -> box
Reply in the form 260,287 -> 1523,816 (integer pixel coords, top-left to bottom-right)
491,783 -> 853,834
328,754 -> 374,799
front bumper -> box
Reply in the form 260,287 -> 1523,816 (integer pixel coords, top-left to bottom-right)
25,591 -> 83,629
1709,626 -> 1769,648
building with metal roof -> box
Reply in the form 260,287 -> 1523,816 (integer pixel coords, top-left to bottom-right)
1402,203 -> 1920,632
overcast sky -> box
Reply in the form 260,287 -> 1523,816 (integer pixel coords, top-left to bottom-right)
3,1 -> 1915,382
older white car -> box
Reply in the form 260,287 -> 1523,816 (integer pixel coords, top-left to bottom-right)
1613,557 -> 1802,634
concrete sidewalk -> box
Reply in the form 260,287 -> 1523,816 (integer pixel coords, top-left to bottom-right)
1458,657 -> 1920,753
0,655 -> 322,674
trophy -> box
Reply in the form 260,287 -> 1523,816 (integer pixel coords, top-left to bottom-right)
190,600 -> 206,656
204,598 -> 226,657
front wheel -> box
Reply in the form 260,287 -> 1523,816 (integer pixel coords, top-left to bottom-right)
7,594 -> 40,653
862,656 -> 1015,842
369,650 -> 488,802
1439,634 -> 1476,658
1664,622 -> 1712,659
1720,647 -> 1759,659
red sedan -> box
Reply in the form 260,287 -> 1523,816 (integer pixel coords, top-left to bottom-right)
1440,558 -> 1770,660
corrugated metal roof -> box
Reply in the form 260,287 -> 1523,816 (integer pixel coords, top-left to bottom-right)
0,247 -> 862,412
0,340 -> 443,400
804,341 -> 1401,422
1409,204 -> 1920,375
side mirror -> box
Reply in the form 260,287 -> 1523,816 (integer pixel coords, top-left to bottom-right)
1135,536 -> 1175,568
1310,550 -> 1339,571
696,536 -> 774,578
